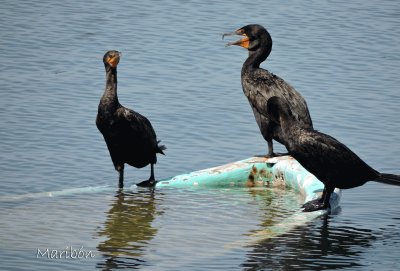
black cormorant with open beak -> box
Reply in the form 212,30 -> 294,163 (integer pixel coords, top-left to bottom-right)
223,24 -> 313,157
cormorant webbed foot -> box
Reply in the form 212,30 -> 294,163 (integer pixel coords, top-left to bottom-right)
136,179 -> 157,187
270,152 -> 289,157
302,200 -> 330,212
253,152 -> 288,158
254,154 -> 272,158
302,198 -> 322,209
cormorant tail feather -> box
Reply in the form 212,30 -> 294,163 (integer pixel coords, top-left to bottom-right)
375,173 -> 400,186
157,140 -> 166,155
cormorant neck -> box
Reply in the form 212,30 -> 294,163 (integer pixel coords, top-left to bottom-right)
101,65 -> 120,107
243,39 -> 272,70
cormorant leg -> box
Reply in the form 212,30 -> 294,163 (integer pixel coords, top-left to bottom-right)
149,163 -> 155,181
136,164 -> 157,187
267,140 -> 275,157
320,188 -> 327,203
256,140 -> 287,158
117,165 -> 124,188
321,186 -> 334,209
263,140 -> 288,158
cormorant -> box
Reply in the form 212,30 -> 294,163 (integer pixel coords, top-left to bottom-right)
266,96 -> 400,212
223,24 -> 313,157
96,50 -> 166,188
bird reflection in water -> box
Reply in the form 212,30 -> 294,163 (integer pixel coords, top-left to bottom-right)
96,190 -> 164,270
241,215 -> 376,270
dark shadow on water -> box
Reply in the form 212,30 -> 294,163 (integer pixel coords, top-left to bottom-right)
241,215 -> 377,271
96,189 -> 164,270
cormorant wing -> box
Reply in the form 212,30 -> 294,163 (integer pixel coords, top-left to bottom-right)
244,69 -> 312,128
117,107 -> 159,147
294,129 -> 377,183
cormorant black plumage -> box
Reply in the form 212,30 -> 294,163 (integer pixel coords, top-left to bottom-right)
223,24 -> 313,157
96,51 -> 166,188
266,96 -> 400,212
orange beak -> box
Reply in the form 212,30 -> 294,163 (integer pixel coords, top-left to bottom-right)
223,30 -> 250,49
107,53 -> 121,68
234,36 -> 250,48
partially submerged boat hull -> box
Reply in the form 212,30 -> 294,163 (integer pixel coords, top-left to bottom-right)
156,155 -> 341,211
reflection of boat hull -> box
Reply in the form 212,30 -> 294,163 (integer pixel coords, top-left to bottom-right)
155,156 -> 341,212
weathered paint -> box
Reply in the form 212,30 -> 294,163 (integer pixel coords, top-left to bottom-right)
155,155 -> 341,211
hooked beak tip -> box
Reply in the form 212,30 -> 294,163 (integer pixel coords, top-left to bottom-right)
222,31 -> 237,40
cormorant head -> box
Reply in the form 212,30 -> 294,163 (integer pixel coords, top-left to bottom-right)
103,50 -> 121,68
223,24 -> 272,53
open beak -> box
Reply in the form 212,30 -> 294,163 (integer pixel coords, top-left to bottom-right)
108,52 -> 121,68
222,30 -> 250,48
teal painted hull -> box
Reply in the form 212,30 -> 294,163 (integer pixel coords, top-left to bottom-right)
155,155 -> 341,211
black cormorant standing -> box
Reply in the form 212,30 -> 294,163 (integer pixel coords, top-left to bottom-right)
96,50 -> 166,188
223,24 -> 313,157
266,96 -> 400,211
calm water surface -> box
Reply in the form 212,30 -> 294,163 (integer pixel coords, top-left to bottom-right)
0,0 -> 399,270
